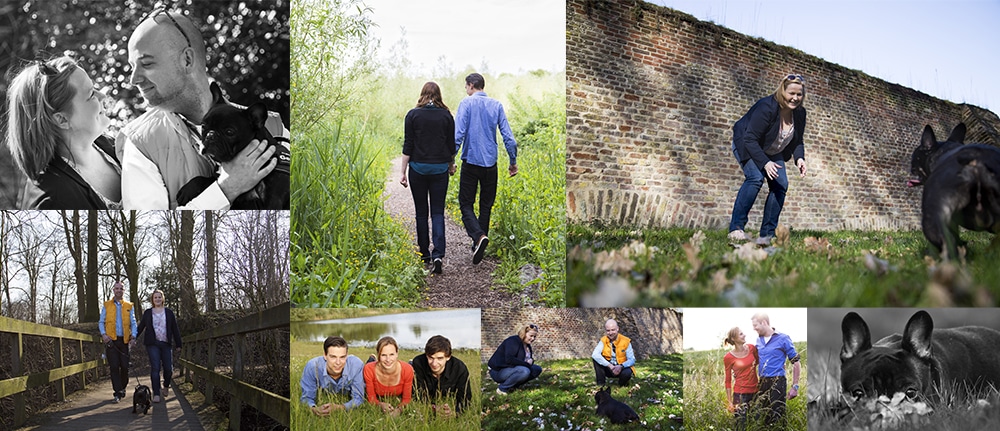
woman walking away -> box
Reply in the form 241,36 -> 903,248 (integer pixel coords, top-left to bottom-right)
400,82 -> 457,274
729,74 -> 808,245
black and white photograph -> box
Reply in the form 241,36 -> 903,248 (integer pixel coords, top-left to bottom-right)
0,0 -> 289,210
808,308 -> 1000,430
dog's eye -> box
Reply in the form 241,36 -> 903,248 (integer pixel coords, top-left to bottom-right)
905,388 -> 917,399
225,128 -> 236,136
852,389 -> 864,399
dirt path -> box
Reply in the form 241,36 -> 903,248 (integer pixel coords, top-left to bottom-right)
383,157 -> 521,308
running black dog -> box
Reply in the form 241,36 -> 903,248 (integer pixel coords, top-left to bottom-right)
908,123 -> 1000,259
176,83 -> 290,209
595,386 -> 640,424
132,383 -> 151,414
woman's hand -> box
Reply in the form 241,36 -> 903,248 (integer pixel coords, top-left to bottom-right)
399,173 -> 408,188
764,161 -> 782,180
796,158 -> 807,177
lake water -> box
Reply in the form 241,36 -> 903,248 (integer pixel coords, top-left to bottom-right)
291,309 -> 481,351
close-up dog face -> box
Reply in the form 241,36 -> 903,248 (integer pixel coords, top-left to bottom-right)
840,311 -> 937,402
200,84 -> 272,163
908,124 -> 966,187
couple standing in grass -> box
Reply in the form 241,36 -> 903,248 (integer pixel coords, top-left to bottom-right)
723,312 -> 801,430
399,73 -> 518,275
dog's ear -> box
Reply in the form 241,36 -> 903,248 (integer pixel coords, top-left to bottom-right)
947,123 -> 967,144
840,312 -> 872,362
247,103 -> 269,130
902,310 -> 934,359
920,125 -> 938,150
210,82 -> 228,105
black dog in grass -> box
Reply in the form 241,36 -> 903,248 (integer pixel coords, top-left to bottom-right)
595,386 -> 640,424
909,123 -> 1000,259
132,383 -> 151,414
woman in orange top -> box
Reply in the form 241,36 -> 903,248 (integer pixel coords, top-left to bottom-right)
363,336 -> 413,416
723,327 -> 759,431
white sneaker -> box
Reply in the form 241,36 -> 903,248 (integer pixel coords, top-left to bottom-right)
495,388 -> 508,396
728,230 -> 751,242
153,395 -> 161,403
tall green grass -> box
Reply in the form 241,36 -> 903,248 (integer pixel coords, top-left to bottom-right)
480,354 -> 683,430
567,223 -> 1000,307
290,340 -> 481,430
683,343 -> 807,430
290,118 -> 425,307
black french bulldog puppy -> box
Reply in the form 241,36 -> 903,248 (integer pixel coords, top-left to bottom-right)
176,83 -> 290,209
840,310 -> 1000,403
132,384 -> 151,414
908,123 -> 1000,259
595,386 -> 640,424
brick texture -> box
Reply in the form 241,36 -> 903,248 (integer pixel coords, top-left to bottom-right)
480,307 -> 682,363
566,0 -> 1000,231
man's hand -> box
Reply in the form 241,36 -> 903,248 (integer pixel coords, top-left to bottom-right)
310,403 -> 333,417
509,164 -> 518,177
218,139 -> 277,202
102,334 -> 112,344
435,403 -> 455,418
788,385 -> 799,399
128,338 -> 136,348
611,364 -> 622,376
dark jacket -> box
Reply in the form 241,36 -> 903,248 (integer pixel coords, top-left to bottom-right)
403,104 -> 457,164
411,354 -> 471,413
488,335 -> 534,370
136,307 -> 183,348
732,95 -> 806,169
25,135 -> 120,209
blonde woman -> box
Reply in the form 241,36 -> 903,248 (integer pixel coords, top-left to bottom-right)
5,55 -> 120,209
136,289 -> 182,403
363,336 -> 413,416
723,327 -> 759,431
487,323 -> 543,394
728,74 -> 808,245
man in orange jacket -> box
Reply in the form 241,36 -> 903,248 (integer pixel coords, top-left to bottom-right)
99,281 -> 138,403
591,319 -> 635,386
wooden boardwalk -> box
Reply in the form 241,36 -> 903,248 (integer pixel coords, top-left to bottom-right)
17,379 -> 206,431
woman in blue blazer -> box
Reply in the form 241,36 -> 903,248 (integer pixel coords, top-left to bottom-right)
729,74 -> 808,244
136,289 -> 183,403
487,324 -> 542,394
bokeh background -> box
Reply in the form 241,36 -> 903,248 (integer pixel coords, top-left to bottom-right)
0,0 -> 289,207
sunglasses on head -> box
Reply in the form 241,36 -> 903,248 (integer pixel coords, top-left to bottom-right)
529,324 -> 540,331
786,74 -> 805,82
34,59 -> 57,76
140,7 -> 192,50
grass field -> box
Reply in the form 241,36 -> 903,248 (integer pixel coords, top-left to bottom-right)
480,354 -> 683,430
567,223 -> 1000,307
290,339 -> 482,430
683,342 -> 807,430
808,349 -> 1000,430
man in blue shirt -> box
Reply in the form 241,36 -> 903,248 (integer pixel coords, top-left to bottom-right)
299,336 -> 365,415
752,312 -> 801,427
99,281 -> 138,403
591,319 -> 636,386
454,72 -> 518,264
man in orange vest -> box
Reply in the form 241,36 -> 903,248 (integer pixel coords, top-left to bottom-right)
99,281 -> 138,403
591,319 -> 635,386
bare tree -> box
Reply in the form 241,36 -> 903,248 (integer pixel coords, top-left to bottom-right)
12,215 -> 49,322
217,211 -> 290,311
205,210 -> 217,312
85,210 -> 99,321
166,211 -> 200,318
106,211 -> 150,316
0,211 -> 20,316
60,211 -> 87,321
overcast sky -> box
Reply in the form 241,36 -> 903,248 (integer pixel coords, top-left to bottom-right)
682,308 -> 808,352
362,0 -> 566,75
652,0 -> 1000,112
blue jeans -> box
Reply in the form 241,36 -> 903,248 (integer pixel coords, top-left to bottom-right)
489,364 -> 542,392
729,148 -> 788,237
146,341 -> 173,396
458,163 -> 498,241
408,166 -> 449,260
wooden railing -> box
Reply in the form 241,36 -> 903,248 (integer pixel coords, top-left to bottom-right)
176,302 -> 289,430
0,317 -> 106,429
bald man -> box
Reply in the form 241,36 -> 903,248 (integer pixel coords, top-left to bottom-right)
117,8 -> 288,209
591,319 -> 635,386
751,312 -> 800,427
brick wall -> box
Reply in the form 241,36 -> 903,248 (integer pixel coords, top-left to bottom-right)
480,307 -> 682,363
566,0 -> 1000,231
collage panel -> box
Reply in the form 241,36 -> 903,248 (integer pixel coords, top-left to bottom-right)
809,308 -> 1000,430
289,308 -> 481,430
481,307 -> 683,430
290,0 -> 567,310
683,308 -> 807,430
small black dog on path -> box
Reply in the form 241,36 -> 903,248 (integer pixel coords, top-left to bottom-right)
909,123 -> 1000,259
595,386 -> 640,424
132,383 -> 151,414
